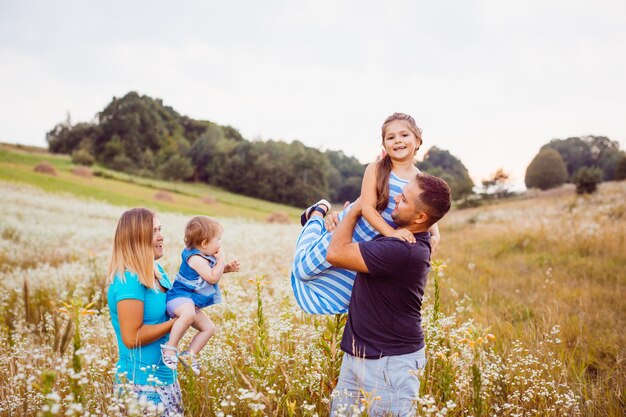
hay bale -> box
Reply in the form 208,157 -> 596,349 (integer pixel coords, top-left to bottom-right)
33,162 -> 57,175
200,195 -> 217,205
266,211 -> 291,224
154,191 -> 175,203
71,166 -> 93,178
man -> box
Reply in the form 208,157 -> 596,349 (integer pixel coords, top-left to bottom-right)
325,173 -> 452,416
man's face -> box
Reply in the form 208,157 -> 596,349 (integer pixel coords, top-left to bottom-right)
391,180 -> 424,227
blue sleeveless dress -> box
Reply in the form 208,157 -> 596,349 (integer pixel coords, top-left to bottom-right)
166,247 -> 222,309
290,171 -> 409,314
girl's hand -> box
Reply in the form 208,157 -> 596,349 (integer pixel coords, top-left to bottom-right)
430,235 -> 440,256
215,248 -> 226,262
390,228 -> 417,243
224,260 -> 240,273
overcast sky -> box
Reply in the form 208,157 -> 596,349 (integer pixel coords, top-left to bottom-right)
1,0 -> 625,186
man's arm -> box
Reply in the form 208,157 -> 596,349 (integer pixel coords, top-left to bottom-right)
326,200 -> 369,273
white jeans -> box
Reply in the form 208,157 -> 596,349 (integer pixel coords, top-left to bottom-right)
330,348 -> 427,417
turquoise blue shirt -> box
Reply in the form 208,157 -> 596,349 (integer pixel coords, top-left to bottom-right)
107,263 -> 176,386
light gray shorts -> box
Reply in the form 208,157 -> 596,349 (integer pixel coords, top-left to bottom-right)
331,347 -> 427,416
166,297 -> 196,318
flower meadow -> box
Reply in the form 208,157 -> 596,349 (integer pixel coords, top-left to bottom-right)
0,180 -> 623,416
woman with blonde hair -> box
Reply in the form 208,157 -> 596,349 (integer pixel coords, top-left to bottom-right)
107,208 -> 183,415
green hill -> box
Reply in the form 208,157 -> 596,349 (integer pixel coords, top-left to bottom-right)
0,143 -> 301,221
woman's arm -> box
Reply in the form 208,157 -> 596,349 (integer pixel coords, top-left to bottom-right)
117,299 -> 177,348
361,163 -> 416,243
187,252 -> 226,284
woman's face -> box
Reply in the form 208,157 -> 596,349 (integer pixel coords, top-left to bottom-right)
152,216 -> 164,260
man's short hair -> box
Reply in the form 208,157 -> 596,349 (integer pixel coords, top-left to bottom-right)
414,173 -> 452,226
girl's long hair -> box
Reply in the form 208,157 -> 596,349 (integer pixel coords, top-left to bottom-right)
107,208 -> 159,289
375,113 -> 423,211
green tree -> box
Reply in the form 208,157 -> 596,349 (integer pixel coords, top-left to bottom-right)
43,91 -> 380,207
101,135 -> 124,165
542,136 -> 623,180
187,125 -> 235,183
572,167 -> 603,194
140,149 -> 156,173
158,155 -> 194,181
324,150 -> 365,202
525,148 -> 568,190
336,176 -> 362,203
71,149 -> 95,166
222,125 -> 245,142
216,140 -> 330,207
419,147 -> 474,200
47,122 -> 98,154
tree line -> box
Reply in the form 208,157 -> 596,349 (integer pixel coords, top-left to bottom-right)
525,136 -> 626,193
47,92 -> 474,206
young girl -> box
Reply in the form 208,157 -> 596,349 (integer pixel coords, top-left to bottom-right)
161,216 -> 240,375
291,112 -> 440,314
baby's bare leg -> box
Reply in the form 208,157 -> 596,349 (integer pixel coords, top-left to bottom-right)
187,310 -> 216,355
166,302 -> 196,350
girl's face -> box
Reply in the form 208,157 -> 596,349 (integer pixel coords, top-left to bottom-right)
382,120 -> 421,162
201,232 -> 222,256
153,216 -> 164,260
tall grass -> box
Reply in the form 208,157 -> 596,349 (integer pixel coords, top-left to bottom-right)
0,180 -> 624,416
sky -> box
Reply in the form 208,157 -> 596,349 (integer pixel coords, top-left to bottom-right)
1,0 -> 625,187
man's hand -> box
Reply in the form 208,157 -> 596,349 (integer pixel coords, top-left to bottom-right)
224,259 -> 240,273
326,197 -> 368,273
389,228 -> 417,243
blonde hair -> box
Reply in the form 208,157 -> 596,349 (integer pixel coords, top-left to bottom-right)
184,216 -> 223,248
376,113 -> 423,211
107,208 -> 161,289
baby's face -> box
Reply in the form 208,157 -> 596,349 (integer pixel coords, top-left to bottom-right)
202,233 -> 222,256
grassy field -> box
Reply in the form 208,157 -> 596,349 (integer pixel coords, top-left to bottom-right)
436,183 -> 625,416
0,143 -> 301,221
0,164 -> 624,415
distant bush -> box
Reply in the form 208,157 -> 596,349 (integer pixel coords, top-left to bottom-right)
71,149 -> 95,166
572,167 -> 603,194
71,166 -> 93,178
456,194 -> 484,210
266,212 -> 291,224
33,162 -> 57,176
108,154 -> 134,173
615,155 -> 626,181
92,170 -> 113,179
525,149 -> 568,190
153,191 -> 175,203
200,195 -> 217,205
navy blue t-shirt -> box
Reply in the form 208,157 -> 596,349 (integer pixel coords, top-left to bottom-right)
340,232 -> 431,358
